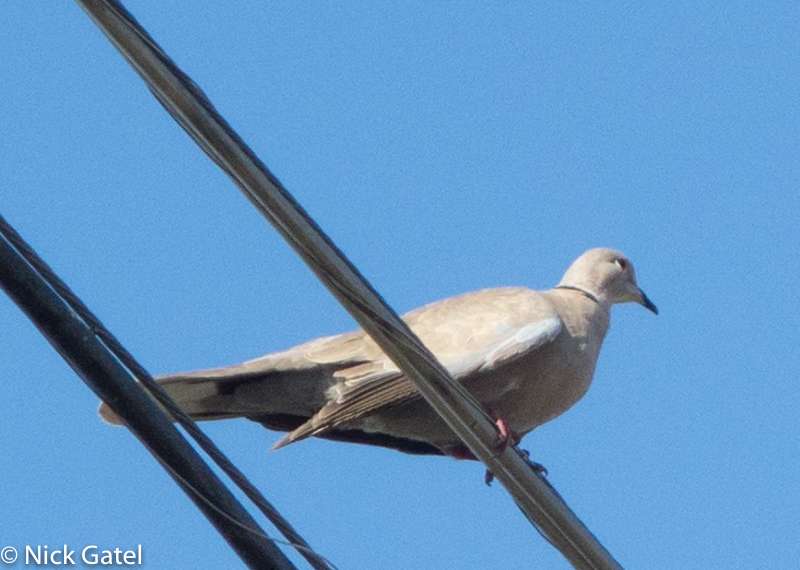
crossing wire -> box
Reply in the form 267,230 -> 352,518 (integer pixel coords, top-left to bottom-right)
0,214 -> 303,570
64,1 -> 627,569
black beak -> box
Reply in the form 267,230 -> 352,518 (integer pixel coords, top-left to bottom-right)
640,289 -> 658,315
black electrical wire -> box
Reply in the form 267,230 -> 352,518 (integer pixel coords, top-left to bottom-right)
0,213 -> 332,570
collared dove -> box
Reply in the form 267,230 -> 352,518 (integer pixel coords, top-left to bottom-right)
99,248 -> 657,458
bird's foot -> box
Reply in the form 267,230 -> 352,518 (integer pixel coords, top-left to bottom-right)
483,415 -> 521,485
485,448 -> 548,486
442,415 -> 520,461
519,448 -> 548,477
492,415 -> 521,456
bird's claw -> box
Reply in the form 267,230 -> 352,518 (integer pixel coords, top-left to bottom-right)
519,448 -> 548,477
491,416 -> 521,456
484,448 -> 548,486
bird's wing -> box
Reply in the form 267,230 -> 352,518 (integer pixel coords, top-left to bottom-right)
403,286 -> 563,377
274,287 -> 563,446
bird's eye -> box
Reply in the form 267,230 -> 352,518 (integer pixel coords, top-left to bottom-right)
615,258 -> 628,271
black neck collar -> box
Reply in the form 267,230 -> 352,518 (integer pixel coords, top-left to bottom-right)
554,285 -> 600,304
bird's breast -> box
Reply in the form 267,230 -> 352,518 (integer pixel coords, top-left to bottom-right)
479,316 -> 608,435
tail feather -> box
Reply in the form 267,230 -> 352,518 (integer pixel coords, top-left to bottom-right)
97,365 -> 336,428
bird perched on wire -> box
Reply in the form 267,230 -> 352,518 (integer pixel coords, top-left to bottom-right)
99,248 -> 657,459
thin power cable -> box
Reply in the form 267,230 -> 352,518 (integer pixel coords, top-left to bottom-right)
0,214 -> 332,570
0,217 -> 296,570
153,456 -> 340,570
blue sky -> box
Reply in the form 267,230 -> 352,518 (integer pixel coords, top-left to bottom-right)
1,1 -> 798,568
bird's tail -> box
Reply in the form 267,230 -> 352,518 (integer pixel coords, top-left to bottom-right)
97,366 -> 252,426
97,360 -> 335,430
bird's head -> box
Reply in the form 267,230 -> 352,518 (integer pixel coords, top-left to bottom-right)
558,248 -> 658,314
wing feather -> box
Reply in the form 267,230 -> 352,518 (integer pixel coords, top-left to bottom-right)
277,287 -> 563,447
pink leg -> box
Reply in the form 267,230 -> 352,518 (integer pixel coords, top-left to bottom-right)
492,416 -> 521,452
441,415 -> 519,461
442,414 -> 545,486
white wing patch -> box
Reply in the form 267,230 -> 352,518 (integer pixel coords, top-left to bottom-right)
479,314 -> 563,372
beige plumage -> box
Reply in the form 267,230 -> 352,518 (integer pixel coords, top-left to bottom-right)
99,248 -> 657,458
